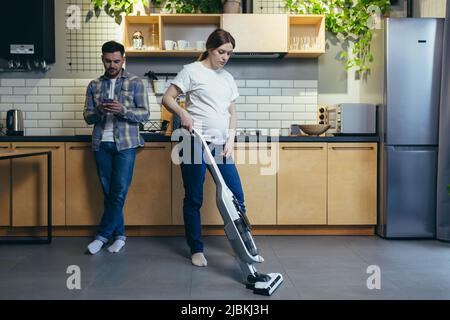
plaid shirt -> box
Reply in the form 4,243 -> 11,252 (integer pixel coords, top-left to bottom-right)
83,69 -> 150,151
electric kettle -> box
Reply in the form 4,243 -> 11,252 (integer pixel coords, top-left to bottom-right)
6,109 -> 24,136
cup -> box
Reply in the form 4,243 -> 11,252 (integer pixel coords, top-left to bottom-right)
196,40 -> 206,51
164,40 -> 176,50
152,80 -> 166,94
290,36 -> 300,50
177,40 -> 190,50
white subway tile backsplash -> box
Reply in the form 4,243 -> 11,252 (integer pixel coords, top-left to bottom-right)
245,112 -> 269,120
246,80 -> 270,87
52,96 -> 75,104
63,104 -> 83,112
26,112 -> 50,120
38,87 -> 62,95
282,104 -> 306,112
51,112 -> 75,120
2,79 -> 25,87
270,96 -> 294,104
294,80 -> 318,88
246,96 -> 270,104
26,79 -> 50,87
25,128 -> 50,136
282,88 -> 306,96
26,95 -> 50,103
238,88 -> 258,96
270,80 -> 293,88
51,128 -> 75,136
51,79 -> 75,87
270,113 -> 293,120
258,88 -> 281,96
258,104 -> 282,112
14,87 -> 38,95
39,104 -> 63,112
0,77 -> 318,134
39,120 -> 62,128
2,96 -> 26,103
236,104 -> 257,112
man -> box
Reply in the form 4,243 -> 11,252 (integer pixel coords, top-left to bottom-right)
83,41 -> 149,254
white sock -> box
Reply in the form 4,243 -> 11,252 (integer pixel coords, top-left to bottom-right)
191,252 -> 207,267
107,239 -> 125,253
87,239 -> 104,255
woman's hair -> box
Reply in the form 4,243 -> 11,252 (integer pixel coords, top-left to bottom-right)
198,28 -> 235,61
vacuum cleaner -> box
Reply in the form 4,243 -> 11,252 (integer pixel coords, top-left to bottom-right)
192,129 -> 283,296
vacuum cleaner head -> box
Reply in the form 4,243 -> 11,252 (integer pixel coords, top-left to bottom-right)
246,272 -> 284,296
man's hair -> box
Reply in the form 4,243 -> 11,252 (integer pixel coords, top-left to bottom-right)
102,41 -> 125,56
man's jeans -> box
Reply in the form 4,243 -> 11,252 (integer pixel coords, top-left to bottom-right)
93,142 -> 136,243
180,137 -> 245,254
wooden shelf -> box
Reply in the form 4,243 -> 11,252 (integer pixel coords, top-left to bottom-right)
126,50 -> 204,58
287,14 -> 325,58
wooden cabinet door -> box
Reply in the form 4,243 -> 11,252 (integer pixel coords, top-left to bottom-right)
11,142 -> 65,226
124,143 -> 172,225
328,143 -> 377,225
0,143 -> 11,226
234,142 -> 277,225
172,142 -> 278,226
222,14 -> 288,52
65,143 -> 103,226
277,143 -> 327,224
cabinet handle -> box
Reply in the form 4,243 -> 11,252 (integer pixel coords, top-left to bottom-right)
69,146 -> 91,150
143,146 -> 166,150
234,146 -> 272,150
282,146 -> 324,150
0,146 -> 9,149
15,146 -> 60,150
331,146 -> 374,150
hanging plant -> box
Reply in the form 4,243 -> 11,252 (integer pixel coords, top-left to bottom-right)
283,0 -> 391,77
88,0 -> 165,25
162,0 -> 224,13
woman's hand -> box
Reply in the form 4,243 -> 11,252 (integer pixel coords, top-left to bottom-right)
222,137 -> 234,158
180,109 -> 193,132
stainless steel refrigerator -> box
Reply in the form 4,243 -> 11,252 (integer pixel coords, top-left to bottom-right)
437,4 -> 450,241
377,18 -> 444,238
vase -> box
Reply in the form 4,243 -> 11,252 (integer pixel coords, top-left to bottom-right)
223,0 -> 241,14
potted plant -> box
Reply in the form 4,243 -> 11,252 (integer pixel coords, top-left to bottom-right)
88,0 -> 164,25
162,0 -> 224,13
283,0 -> 391,77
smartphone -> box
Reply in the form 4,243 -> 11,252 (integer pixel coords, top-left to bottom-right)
102,98 -> 114,103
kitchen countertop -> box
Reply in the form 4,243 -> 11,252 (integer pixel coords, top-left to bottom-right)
0,134 -> 379,143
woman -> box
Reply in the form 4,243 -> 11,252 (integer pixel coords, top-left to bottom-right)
162,29 -> 245,267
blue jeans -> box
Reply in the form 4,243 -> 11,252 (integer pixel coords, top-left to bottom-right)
93,142 -> 137,243
180,137 -> 246,254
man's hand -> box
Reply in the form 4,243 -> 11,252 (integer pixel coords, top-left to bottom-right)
99,100 -> 122,114
180,109 -> 193,132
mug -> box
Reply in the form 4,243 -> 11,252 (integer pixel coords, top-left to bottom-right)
164,40 -> 176,50
196,40 -> 206,51
177,40 -> 190,50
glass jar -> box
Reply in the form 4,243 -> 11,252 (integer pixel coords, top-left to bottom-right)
132,31 -> 144,50
149,24 -> 159,50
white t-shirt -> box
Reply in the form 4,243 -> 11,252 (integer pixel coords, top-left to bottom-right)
171,61 -> 239,144
101,78 -> 116,142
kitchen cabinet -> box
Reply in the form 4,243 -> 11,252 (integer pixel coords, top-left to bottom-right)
287,15 -> 326,58
222,14 -> 288,53
11,142 -> 65,226
172,142 -> 277,225
65,143 -> 103,226
278,143 -> 328,224
124,143 -> 172,225
124,14 -> 221,57
327,143 -> 377,225
0,143 -> 11,226
123,14 -> 325,58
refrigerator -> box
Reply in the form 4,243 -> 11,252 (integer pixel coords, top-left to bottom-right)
437,4 -> 450,241
377,18 -> 444,238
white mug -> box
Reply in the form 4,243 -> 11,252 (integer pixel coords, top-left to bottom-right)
164,40 -> 176,50
177,40 -> 190,50
196,40 -> 206,51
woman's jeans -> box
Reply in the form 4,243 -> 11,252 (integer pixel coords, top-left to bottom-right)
93,142 -> 136,243
180,137 -> 245,254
